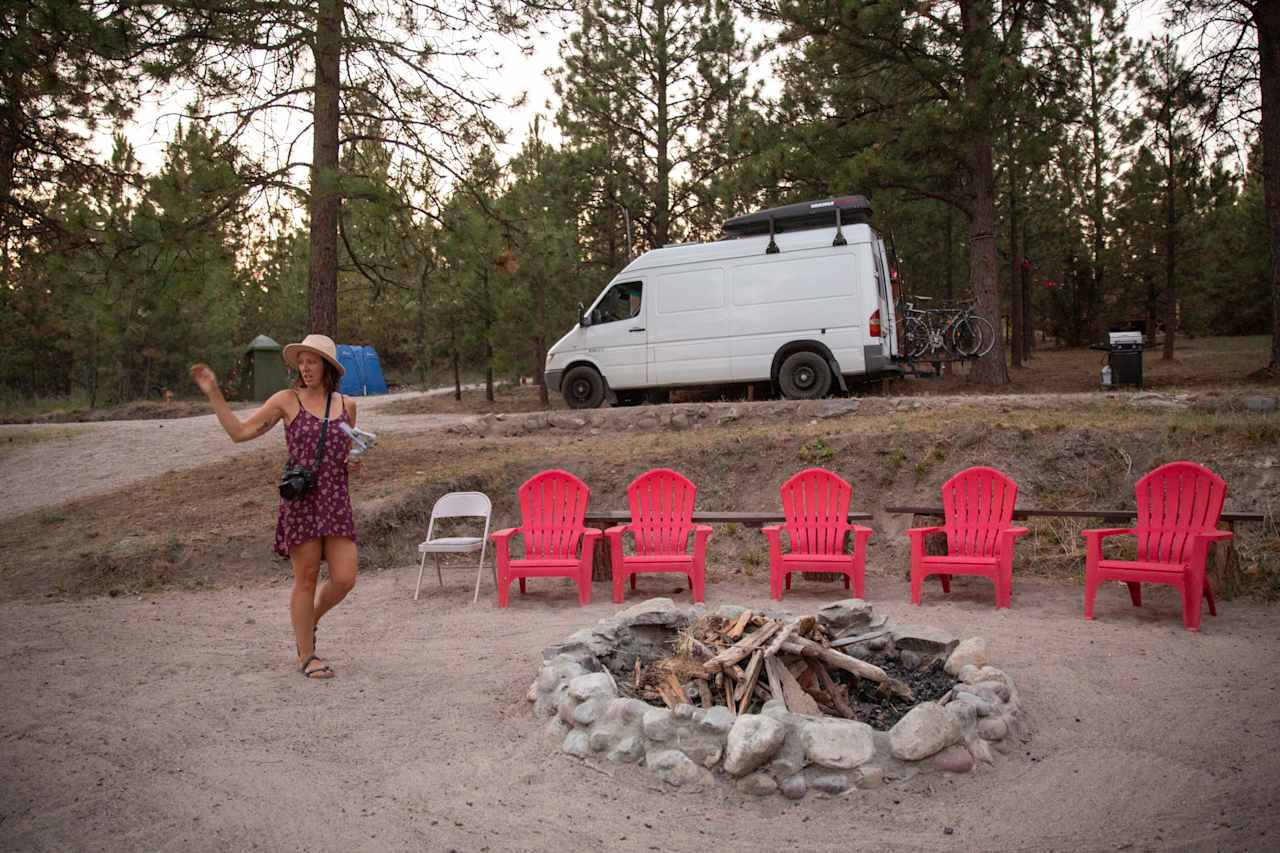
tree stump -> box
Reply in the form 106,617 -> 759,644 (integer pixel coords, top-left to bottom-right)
591,536 -> 611,582
1207,522 -> 1242,601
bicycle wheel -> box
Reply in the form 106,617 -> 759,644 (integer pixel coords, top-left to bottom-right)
904,317 -> 930,360
951,315 -> 995,358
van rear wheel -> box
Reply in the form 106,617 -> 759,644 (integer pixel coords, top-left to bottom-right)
562,366 -> 606,409
778,351 -> 832,400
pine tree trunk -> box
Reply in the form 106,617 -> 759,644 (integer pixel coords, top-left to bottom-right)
307,0 -> 342,338
452,343 -> 461,402
1009,170 -> 1023,369
415,262 -> 430,386
1163,141 -> 1177,361
1020,238 -> 1033,360
1257,1 -> 1280,370
961,0 -> 1007,385
945,206 -> 955,301
654,0 -> 671,248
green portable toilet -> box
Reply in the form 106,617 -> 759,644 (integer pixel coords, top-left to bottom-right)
245,335 -> 290,401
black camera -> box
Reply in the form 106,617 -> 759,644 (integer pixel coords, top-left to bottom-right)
278,463 -> 315,501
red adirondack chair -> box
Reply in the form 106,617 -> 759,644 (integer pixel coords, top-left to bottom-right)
605,468 -> 712,604
490,469 -> 601,608
906,467 -> 1027,609
1083,461 -> 1231,631
763,468 -> 872,601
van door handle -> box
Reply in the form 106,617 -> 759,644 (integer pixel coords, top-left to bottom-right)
629,327 -> 645,332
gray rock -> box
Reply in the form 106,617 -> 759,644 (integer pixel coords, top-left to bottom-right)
766,728 -> 808,779
977,717 -> 1009,741
889,702 -> 963,760
944,700 -> 979,727
572,698 -> 607,727
700,706 -> 735,735
669,413 -> 690,430
975,679 -> 1012,702
944,637 -> 990,676
723,714 -> 787,777
548,414 -> 588,430
931,744 -> 975,774
779,774 -> 808,800
817,399 -> 860,419
634,416 -> 661,431
806,769 -> 850,795
642,708 -> 675,742
607,735 -> 645,763
648,750 -> 706,787
815,600 -> 873,635
568,672 -> 617,703
616,597 -> 687,628
673,724 -> 724,768
714,604 -> 748,622
890,624 -> 955,653
603,697 -> 652,725
672,703 -> 697,721
1244,395 -> 1277,413
800,718 -> 876,770
899,650 -> 922,671
957,664 -> 980,683
954,683 -> 1002,707
588,727 -> 617,753
737,773 -> 778,796
976,666 -> 1013,687
966,734 -> 995,765
562,729 -> 591,757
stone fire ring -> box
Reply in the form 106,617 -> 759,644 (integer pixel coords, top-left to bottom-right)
529,598 -> 1027,799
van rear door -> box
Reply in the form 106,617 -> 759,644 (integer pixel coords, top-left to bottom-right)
871,236 -> 898,360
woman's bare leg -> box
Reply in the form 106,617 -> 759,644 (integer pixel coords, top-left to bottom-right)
314,536 -> 358,624
290,539 -> 332,677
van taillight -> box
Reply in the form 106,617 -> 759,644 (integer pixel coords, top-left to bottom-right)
869,309 -> 882,338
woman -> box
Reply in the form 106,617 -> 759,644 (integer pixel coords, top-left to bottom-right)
191,334 -> 359,680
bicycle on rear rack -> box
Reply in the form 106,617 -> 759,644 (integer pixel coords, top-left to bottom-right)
900,295 -> 995,362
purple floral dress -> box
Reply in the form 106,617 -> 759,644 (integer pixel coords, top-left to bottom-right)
274,394 -> 357,557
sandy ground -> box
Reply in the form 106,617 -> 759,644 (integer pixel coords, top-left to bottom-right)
3,569 -> 1279,853
0,390 -> 468,522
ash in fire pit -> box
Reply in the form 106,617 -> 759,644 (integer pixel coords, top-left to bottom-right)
531,599 -> 1027,798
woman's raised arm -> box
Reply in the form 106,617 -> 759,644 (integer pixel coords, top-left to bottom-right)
191,363 -> 288,443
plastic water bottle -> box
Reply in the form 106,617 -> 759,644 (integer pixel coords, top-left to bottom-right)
1101,365 -> 1112,387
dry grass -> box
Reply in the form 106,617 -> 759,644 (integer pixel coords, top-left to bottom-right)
2,393 -> 1276,603
904,335 -> 1277,395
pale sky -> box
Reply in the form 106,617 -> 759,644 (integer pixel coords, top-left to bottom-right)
114,4 -> 1173,186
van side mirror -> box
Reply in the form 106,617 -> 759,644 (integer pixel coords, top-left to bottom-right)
577,302 -> 589,327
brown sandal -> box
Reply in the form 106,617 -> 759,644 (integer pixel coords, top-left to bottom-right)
299,654 -> 334,679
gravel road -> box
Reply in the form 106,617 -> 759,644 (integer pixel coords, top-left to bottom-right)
0,390 -> 468,522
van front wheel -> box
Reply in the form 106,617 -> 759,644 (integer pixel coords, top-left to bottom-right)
562,366 -> 606,409
778,351 -> 832,400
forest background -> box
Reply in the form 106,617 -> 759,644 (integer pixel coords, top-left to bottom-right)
2,0 -> 1277,408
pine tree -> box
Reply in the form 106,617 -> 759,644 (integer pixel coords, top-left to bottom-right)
554,0 -> 755,251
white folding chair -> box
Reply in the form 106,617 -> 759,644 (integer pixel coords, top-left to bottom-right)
414,491 -> 493,603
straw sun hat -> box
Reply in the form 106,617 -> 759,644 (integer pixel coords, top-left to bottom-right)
282,334 -> 345,377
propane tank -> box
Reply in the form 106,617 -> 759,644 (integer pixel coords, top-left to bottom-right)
1101,364 -> 1112,387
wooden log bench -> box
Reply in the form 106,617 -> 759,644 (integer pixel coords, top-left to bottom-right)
582,511 -> 873,582
885,505 -> 1266,599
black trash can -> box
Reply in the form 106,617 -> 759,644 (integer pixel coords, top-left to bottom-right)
1106,331 -> 1144,388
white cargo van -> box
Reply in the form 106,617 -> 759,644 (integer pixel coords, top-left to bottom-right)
543,195 -> 901,408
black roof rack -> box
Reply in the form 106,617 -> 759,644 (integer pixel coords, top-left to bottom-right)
721,195 -> 873,238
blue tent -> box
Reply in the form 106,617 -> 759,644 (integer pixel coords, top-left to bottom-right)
336,345 -> 388,396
